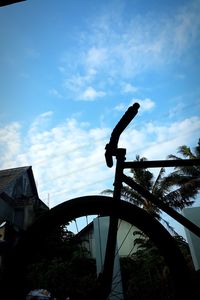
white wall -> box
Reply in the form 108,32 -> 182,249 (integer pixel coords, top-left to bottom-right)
183,206 -> 200,271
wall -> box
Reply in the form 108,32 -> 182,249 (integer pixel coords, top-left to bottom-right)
183,206 -> 200,271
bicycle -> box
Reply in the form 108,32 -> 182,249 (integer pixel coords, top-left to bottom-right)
2,103 -> 200,300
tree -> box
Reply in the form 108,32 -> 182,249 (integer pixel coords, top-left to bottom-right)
103,156 -> 180,232
25,225 -> 96,300
167,138 -> 200,204
120,231 -> 193,300
103,139 -> 200,232
102,139 -> 200,298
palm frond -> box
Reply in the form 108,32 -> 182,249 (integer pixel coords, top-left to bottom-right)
130,155 -> 154,191
167,154 -> 182,160
133,231 -> 148,248
161,219 -> 178,236
101,139 -> 200,234
163,185 -> 197,210
178,145 -> 196,159
101,189 -> 113,195
133,230 -> 146,237
180,166 -> 199,177
152,167 -> 165,194
194,138 -> 200,158
101,185 -> 144,206
131,168 -> 153,191
121,184 -> 144,205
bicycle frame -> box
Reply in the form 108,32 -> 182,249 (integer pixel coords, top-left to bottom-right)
117,150 -> 200,236
102,102 -> 200,299
1,103 -> 199,300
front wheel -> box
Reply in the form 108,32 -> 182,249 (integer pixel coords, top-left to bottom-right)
2,196 -> 194,299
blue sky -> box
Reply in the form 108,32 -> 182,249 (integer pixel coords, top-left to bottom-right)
0,0 -> 200,235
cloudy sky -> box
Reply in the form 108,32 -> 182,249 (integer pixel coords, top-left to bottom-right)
0,0 -> 200,230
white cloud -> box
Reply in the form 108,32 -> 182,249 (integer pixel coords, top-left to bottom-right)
0,122 -> 22,169
86,47 -> 107,69
141,116 -> 200,159
114,103 -> 127,112
28,111 -> 54,143
133,98 -> 155,112
49,88 -> 63,99
122,83 -> 138,93
168,102 -> 185,118
60,0 -> 200,99
173,0 -> 200,51
1,111 -> 199,208
0,114 -> 112,207
114,98 -> 155,112
30,111 -> 53,130
79,86 -> 106,101
63,70 -> 97,96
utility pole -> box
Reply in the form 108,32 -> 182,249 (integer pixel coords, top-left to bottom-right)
47,193 -> 50,209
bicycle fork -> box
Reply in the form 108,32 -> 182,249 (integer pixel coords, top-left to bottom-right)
98,149 -> 126,300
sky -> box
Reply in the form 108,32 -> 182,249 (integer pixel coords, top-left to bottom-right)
0,0 -> 200,235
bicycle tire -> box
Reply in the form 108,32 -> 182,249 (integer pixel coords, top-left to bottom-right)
1,195 -> 194,299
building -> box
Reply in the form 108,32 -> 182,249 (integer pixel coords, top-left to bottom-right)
76,216 -> 139,259
75,217 -> 140,300
183,206 -> 200,271
0,166 -> 48,262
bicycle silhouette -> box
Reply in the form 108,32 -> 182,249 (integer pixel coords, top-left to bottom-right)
2,103 -> 200,299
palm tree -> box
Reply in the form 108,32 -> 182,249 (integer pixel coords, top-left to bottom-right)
103,138 -> 200,233
167,138 -> 200,204
102,142 -> 200,297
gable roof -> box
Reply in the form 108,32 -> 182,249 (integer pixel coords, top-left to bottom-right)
76,221 -> 93,238
0,0 -> 26,7
0,166 -> 30,195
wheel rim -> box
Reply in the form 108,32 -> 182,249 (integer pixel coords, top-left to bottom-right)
3,196 -> 191,300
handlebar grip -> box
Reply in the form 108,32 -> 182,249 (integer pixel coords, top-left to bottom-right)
105,102 -> 140,167
112,102 -> 140,138
105,143 -> 114,168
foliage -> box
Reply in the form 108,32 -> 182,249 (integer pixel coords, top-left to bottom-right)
120,252 -> 173,299
167,138 -> 200,207
26,256 -> 96,300
25,225 -> 96,300
120,231 -> 193,300
103,138 -> 200,232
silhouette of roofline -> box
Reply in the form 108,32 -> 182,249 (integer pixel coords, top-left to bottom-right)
0,0 -> 26,6
0,166 -> 39,198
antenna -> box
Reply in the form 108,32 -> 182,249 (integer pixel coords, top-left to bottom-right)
47,193 -> 50,208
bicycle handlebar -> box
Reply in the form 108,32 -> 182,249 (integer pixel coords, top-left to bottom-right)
105,102 -> 140,167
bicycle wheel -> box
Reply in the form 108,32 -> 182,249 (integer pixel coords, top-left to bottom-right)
1,195 -> 194,300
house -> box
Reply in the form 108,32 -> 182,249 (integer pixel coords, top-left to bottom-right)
183,207 -> 200,271
76,217 -> 140,300
76,216 -> 140,258
0,166 -> 48,258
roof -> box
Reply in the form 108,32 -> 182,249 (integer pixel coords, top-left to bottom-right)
0,166 -> 30,195
0,0 -> 26,7
75,221 -> 93,239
